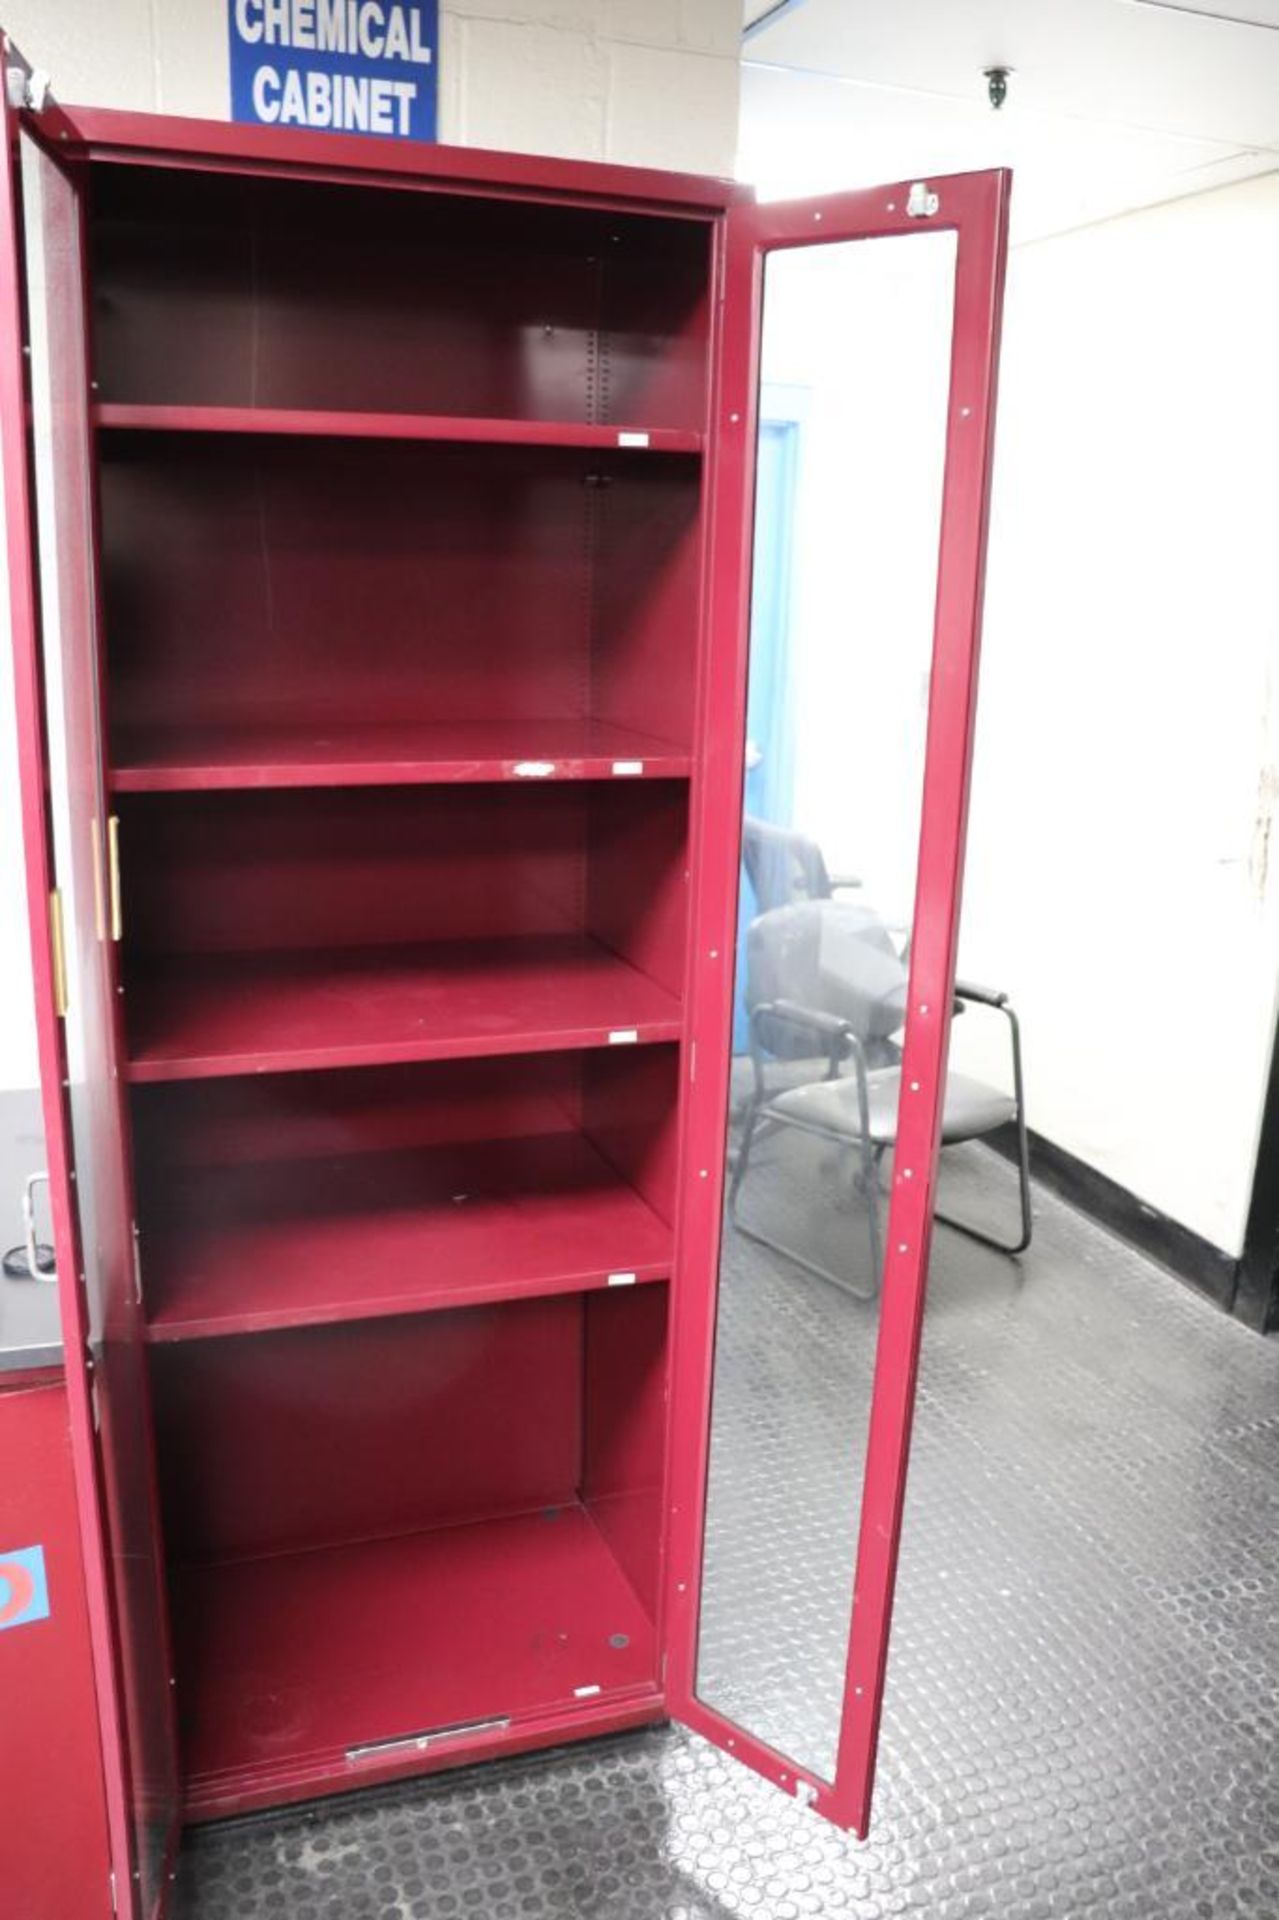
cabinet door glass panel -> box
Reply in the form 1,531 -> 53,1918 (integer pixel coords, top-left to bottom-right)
21,128 -> 179,1909
695,228 -> 956,1783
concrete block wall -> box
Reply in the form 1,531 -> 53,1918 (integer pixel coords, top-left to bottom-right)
0,1 -> 742,173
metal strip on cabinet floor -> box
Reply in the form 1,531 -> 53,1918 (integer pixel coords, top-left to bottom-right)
175,1146 -> 1278,1919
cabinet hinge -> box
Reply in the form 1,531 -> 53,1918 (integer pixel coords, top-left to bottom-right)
5,64 -> 52,113
108,1867 -> 117,1913
131,1222 -> 144,1308
48,888 -> 69,1017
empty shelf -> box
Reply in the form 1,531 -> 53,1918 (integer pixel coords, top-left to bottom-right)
125,936 -> 683,1082
95,402 -> 703,454
173,1505 -> 660,1818
110,719 -> 692,792
142,1131 -> 672,1340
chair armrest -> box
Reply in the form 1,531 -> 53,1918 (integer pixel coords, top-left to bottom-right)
955,979 -> 1009,1009
752,999 -> 853,1043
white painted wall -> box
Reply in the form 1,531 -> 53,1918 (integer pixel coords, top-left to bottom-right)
0,0 -> 742,1091
954,174 -> 1279,1256
760,173 -> 1279,1256
0,504 -> 34,1087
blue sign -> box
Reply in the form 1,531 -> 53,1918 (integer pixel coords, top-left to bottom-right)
0,1545 -> 50,1632
230,2 -> 438,141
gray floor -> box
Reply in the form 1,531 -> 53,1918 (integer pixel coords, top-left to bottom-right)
174,1146 -> 1279,1920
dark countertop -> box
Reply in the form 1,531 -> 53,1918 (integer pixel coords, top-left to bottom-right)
0,1087 -> 63,1373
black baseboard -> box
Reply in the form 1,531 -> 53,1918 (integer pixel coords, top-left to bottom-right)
1235,1018 -> 1279,1334
988,1124 -> 1238,1312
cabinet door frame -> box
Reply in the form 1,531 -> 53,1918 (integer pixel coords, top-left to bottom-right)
0,63 -> 182,1918
665,167 -> 1011,1837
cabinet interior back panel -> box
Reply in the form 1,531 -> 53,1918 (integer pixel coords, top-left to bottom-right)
116,783 -> 690,959
87,164 -> 712,427
98,437 -> 703,746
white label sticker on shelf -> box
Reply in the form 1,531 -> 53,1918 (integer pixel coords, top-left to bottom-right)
617,431 -> 650,448
607,1271 -> 638,1288
608,1029 -> 639,1046
611,760 -> 644,777
513,760 -> 556,778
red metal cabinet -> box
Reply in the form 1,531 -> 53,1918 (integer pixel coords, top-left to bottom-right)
0,1373 -> 114,1920
2,28 -> 1007,1914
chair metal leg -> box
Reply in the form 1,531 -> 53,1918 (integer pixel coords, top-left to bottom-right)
729,1211 -> 881,1303
859,1129 -> 884,1287
728,1072 -> 882,1303
727,1093 -> 763,1215
934,1002 -> 1033,1255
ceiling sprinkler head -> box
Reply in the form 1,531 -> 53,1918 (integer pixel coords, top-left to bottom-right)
984,66 -> 1010,110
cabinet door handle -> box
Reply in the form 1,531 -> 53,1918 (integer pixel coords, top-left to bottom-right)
48,888 -> 69,1015
107,814 -> 123,942
23,1170 -> 55,1284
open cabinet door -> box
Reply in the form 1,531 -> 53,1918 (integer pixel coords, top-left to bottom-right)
666,169 -> 1010,1835
0,55 -> 180,1919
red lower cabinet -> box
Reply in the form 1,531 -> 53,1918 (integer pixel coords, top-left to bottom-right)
0,1375 -> 113,1920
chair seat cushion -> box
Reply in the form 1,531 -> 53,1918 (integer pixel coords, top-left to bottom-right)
769,1068 -> 1016,1144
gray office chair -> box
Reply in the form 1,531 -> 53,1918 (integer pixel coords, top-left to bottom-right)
728,898 -> 1032,1299
742,815 -> 860,912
